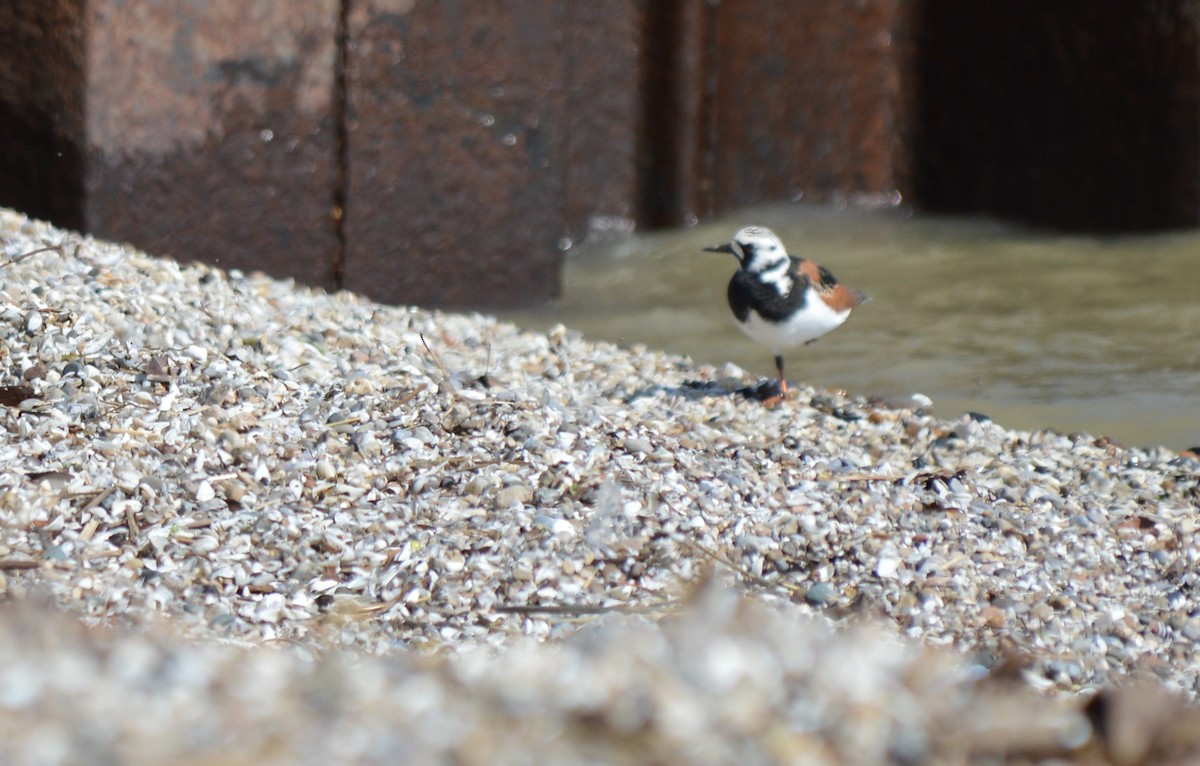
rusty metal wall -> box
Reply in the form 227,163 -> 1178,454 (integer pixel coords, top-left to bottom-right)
341,0 -> 641,307
1,1 -> 1198,308
708,0 -> 910,213
81,2 -> 342,289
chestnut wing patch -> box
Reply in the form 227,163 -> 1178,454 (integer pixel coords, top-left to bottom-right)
796,258 -> 867,312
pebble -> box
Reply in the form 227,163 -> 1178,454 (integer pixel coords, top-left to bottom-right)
1182,619 -> 1200,642
805,582 -> 837,606
875,546 -> 902,579
494,483 -> 533,510
623,436 -> 654,454
195,481 -> 216,503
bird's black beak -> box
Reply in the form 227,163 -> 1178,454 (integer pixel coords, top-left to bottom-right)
704,244 -> 735,254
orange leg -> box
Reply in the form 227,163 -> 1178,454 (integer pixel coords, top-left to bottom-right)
741,355 -> 791,404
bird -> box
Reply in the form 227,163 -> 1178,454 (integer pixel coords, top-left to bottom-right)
705,226 -> 867,402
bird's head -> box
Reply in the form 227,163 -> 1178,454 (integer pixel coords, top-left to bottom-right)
704,226 -> 788,273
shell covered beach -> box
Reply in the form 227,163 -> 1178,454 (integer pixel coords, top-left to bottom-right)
2,208 -> 1200,764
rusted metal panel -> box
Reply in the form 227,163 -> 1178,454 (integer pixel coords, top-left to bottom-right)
342,0 -> 642,308
81,1 -> 341,288
562,1 -> 642,236
708,0 -> 911,212
4,0 -> 1200,312
342,0 -> 567,307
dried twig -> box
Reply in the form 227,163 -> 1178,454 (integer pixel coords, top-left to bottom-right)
675,536 -> 804,596
812,472 -> 904,483
352,591 -> 406,617
81,486 -> 118,515
0,244 -> 63,270
419,333 -> 450,381
494,601 -> 676,616
0,558 -> 40,571
124,500 -> 140,538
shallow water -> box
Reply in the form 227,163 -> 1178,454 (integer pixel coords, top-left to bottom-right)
503,204 -> 1200,450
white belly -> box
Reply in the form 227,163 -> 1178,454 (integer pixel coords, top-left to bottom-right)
736,290 -> 850,352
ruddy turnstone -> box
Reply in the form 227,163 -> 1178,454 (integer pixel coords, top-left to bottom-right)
705,226 -> 867,401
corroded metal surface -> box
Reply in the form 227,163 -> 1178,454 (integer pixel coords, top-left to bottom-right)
2,1 -> 1200,309
82,1 -> 341,288
709,0 -> 911,212
342,0 -> 641,307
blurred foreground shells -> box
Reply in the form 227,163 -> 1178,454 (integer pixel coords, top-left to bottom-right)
2,209 -> 1200,764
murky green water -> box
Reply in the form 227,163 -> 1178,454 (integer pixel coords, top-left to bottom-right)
503,204 -> 1200,450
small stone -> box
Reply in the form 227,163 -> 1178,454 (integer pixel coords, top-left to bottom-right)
22,363 -> 47,381
146,354 -> 171,378
549,518 -> 576,540
208,613 -> 238,629
183,344 -> 208,364
875,548 -> 901,579
1030,601 -> 1055,622
463,476 -> 489,496
1181,618 -> 1200,642
623,436 -> 653,454
315,460 -> 337,481
23,310 -> 42,335
201,382 -> 233,406
981,606 -> 1007,628
494,483 -> 533,510
805,582 -> 837,606
195,481 -> 216,503
535,515 -> 576,541
223,480 -> 247,502
191,534 -> 220,554
253,593 -> 286,624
